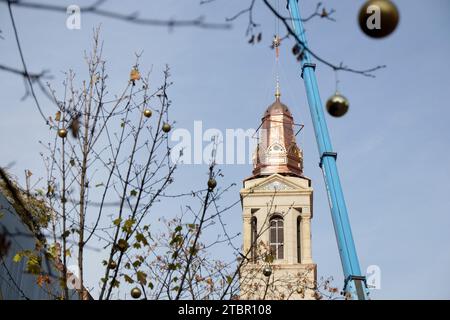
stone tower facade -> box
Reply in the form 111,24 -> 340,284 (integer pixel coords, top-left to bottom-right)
239,91 -> 317,300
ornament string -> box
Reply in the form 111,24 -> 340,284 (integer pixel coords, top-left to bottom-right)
334,69 -> 340,94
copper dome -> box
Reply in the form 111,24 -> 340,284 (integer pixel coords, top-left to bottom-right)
252,96 -> 303,178
263,100 -> 293,118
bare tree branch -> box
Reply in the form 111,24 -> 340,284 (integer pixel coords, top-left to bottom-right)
2,0 -> 231,30
6,1 -> 49,124
262,0 -> 385,77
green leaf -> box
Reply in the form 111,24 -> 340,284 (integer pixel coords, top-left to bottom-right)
113,217 -> 122,226
264,253 -> 274,264
189,246 -> 198,256
111,279 -> 120,288
135,233 -> 148,246
187,224 -> 196,230
226,275 -> 233,284
47,245 -> 58,259
61,230 -> 71,239
133,242 -> 141,249
135,233 -> 145,242
123,274 -> 134,284
26,255 -> 41,275
130,189 -> 137,197
168,263 -> 177,271
170,234 -> 183,246
175,225 -> 182,232
137,271 -> 147,285
13,253 -> 22,263
122,218 -> 136,234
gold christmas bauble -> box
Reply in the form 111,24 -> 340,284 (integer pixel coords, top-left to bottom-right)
358,0 -> 399,38
162,123 -> 171,133
207,178 -> 217,190
143,109 -> 152,118
130,287 -> 142,299
108,260 -> 117,270
58,128 -> 68,138
117,239 -> 128,252
262,266 -> 272,277
326,93 -> 349,117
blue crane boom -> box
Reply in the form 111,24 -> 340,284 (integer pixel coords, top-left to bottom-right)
286,0 -> 369,300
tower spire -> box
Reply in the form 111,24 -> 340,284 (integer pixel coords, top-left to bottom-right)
272,24 -> 281,101
275,76 -> 281,100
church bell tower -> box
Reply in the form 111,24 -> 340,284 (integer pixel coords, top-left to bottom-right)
239,84 -> 317,300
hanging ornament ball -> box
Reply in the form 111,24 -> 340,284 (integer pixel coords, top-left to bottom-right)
207,178 -> 217,190
326,93 -> 349,118
117,239 -> 129,252
130,287 -> 142,299
162,123 -> 171,133
58,128 -> 68,138
358,0 -> 399,38
108,260 -> 117,270
143,109 -> 152,118
262,266 -> 272,277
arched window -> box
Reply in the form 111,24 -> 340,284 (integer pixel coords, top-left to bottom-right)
297,216 -> 301,263
251,217 -> 257,262
269,215 -> 284,260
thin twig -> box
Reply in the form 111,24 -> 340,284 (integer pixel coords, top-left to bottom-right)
7,1 -> 49,123
3,0 -> 231,30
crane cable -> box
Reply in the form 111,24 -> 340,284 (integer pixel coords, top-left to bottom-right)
272,0 -> 282,101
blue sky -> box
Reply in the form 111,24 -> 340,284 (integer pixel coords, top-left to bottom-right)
1,0 -> 449,299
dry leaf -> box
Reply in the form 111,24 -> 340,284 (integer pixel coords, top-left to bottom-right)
130,68 -> 141,82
